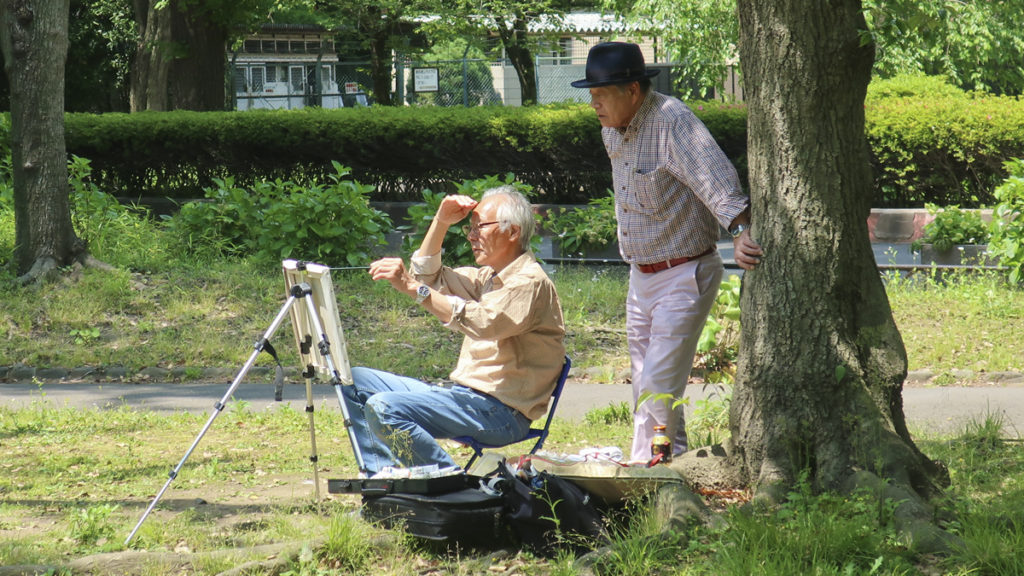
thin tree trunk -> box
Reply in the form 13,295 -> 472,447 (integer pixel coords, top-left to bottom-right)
498,16 -> 537,106
368,28 -> 393,106
0,0 -> 82,279
731,0 -> 947,503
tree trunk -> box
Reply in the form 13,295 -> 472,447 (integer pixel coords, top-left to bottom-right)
498,16 -> 537,106
368,27 -> 393,106
731,0 -> 947,503
0,0 -> 83,279
130,0 -> 225,112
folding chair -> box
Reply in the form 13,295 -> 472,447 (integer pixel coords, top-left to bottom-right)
453,355 -> 571,470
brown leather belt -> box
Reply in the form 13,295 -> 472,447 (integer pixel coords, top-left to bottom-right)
636,247 -> 714,274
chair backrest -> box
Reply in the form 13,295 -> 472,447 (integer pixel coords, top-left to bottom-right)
456,355 -> 572,470
535,355 -> 571,437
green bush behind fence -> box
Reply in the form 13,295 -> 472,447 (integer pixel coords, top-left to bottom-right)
2,77 -> 1022,208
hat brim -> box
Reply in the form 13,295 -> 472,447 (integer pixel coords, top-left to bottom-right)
570,69 -> 660,89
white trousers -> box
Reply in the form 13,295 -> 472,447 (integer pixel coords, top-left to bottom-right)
627,252 -> 723,461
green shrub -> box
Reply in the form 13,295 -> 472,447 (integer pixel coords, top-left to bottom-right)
911,203 -> 991,252
400,174 -> 536,267
988,158 -> 1024,283
60,103 -> 747,205
544,190 -> 617,257
168,161 -> 391,266
866,73 -> 966,101
865,86 -> 1024,207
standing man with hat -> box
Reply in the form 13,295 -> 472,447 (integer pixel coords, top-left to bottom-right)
572,41 -> 763,462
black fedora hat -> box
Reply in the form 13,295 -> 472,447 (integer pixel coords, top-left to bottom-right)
571,42 -> 660,88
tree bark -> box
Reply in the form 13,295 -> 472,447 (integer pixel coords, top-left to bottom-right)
731,0 -> 948,503
367,24 -> 393,106
497,15 -> 537,107
130,0 -> 226,112
0,0 -> 83,279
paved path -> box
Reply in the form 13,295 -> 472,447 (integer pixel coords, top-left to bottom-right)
3,378 -> 1023,438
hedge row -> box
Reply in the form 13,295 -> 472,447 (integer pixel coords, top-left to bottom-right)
55,102 -> 746,205
4,83 -> 1023,207
866,92 -> 1024,207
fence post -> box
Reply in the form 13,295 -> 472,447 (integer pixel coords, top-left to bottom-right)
462,56 -> 470,107
396,57 -> 405,105
535,54 -> 541,104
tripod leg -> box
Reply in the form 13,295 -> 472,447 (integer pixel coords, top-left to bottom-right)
125,294 -> 298,546
298,293 -> 367,474
303,370 -> 322,500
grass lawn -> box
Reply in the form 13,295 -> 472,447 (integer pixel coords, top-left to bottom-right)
1,202 -> 1023,574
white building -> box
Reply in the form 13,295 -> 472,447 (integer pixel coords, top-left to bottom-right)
230,24 -> 348,111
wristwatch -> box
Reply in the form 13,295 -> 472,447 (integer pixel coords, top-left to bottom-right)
729,223 -> 749,238
415,284 -> 431,304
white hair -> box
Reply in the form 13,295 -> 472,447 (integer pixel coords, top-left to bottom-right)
482,186 -> 534,251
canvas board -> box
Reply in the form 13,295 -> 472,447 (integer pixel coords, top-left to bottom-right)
282,259 -> 353,385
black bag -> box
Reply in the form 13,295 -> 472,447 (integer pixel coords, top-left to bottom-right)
361,488 -> 505,546
495,460 -> 606,555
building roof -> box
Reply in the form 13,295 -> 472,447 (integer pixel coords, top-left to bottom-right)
530,12 -> 652,34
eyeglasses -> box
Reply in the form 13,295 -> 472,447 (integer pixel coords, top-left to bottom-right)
461,221 -> 500,236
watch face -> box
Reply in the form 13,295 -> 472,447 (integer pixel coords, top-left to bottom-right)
417,284 -> 430,301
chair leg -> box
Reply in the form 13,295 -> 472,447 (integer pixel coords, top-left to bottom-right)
464,449 -> 483,471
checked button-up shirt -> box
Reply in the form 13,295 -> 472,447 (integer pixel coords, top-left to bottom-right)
602,90 -> 750,265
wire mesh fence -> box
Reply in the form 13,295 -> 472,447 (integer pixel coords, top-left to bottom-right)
233,57 -> 735,110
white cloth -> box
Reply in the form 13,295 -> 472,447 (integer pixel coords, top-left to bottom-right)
627,251 -> 723,461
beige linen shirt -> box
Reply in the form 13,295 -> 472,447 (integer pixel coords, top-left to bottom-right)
410,250 -> 566,421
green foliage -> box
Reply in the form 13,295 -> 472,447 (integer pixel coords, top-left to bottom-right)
713,475 -> 914,575
863,0 -> 1024,95
68,504 -> 119,548
168,162 -> 391,266
545,190 -> 617,257
316,514 -> 375,574
60,103 -> 749,205
866,73 -> 965,101
696,274 -> 742,384
688,383 -> 731,448
865,86 -> 1024,207
610,0 -> 738,100
584,401 -> 632,427
911,203 -> 991,252
400,174 -> 535,267
988,158 -> 1024,283
69,327 -> 101,345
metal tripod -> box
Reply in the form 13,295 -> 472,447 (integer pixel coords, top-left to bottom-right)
125,281 -> 366,545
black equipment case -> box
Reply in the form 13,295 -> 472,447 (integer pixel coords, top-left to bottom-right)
328,473 -> 506,545
361,488 -> 505,544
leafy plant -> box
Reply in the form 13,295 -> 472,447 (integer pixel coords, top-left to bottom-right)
168,162 -> 391,266
987,158 -> 1024,283
545,190 -> 618,257
69,327 -> 101,345
696,274 -> 742,384
911,203 -> 991,252
400,174 -> 537,267
68,504 -> 119,547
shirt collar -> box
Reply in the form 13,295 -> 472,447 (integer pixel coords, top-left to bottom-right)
619,90 -> 658,135
489,251 -> 536,289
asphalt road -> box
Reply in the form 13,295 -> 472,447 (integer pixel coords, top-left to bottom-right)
4,377 -> 1023,439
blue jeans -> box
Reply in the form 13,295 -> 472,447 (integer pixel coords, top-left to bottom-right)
341,367 -> 532,475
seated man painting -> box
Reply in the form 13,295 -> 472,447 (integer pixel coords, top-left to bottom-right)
342,186 -> 566,475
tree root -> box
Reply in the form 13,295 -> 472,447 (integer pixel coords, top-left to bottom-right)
841,469 -> 963,555
0,539 -> 324,576
15,253 -> 115,286
15,256 -> 60,286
